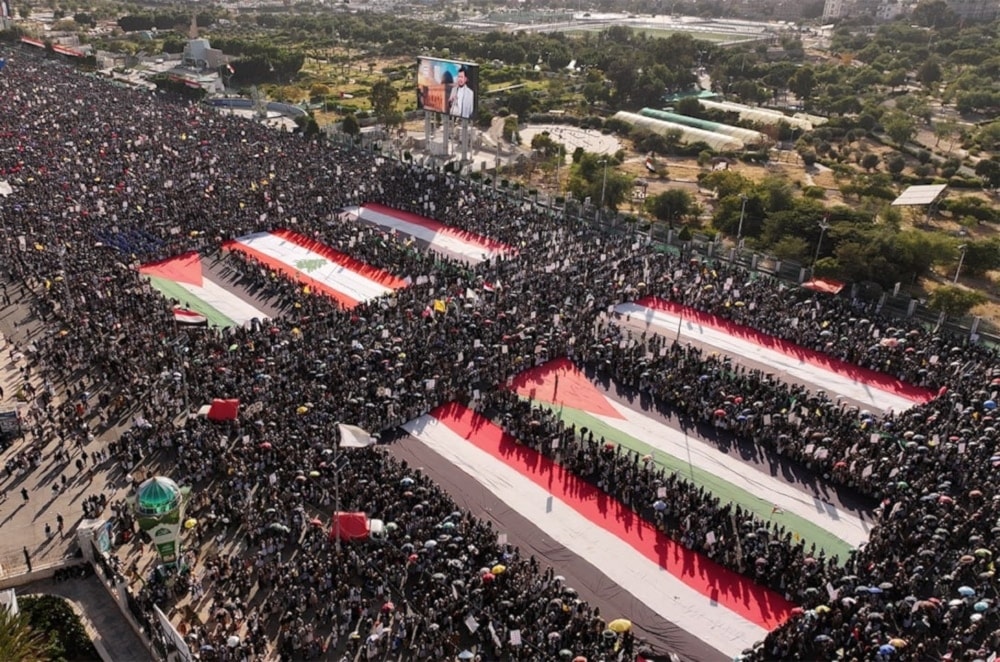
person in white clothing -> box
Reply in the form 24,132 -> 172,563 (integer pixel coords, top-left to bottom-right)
448,65 -> 475,119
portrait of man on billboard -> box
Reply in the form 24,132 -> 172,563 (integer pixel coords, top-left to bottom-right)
448,65 -> 475,119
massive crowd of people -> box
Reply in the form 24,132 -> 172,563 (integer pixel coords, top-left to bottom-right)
1,51 -> 999,661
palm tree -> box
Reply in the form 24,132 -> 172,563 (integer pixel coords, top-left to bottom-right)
0,606 -> 49,661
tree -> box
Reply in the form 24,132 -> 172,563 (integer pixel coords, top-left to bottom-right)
933,120 -> 958,150
926,285 -> 986,317
959,239 -> 1000,277
916,57 -> 942,88
789,66 -> 816,105
342,113 -> 361,140
911,0 -> 958,28
976,158 -> 1000,191
20,595 -> 99,661
566,154 -> 631,212
646,189 -> 693,224
0,605 -> 49,661
882,112 -> 916,146
507,89 -> 534,120
369,79 -> 398,130
860,153 -> 880,172
886,154 -> 906,176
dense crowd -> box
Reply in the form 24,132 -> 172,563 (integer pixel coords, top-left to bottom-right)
1,51 -> 999,661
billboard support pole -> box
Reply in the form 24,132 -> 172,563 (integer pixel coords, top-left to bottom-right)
460,118 -> 469,163
442,113 -> 451,159
424,111 -> 432,150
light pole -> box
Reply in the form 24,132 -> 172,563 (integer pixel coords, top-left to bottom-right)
735,193 -> 748,253
596,158 -> 608,222
812,219 -> 831,278
953,244 -> 968,283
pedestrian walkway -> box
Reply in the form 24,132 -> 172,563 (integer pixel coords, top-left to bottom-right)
20,576 -> 153,662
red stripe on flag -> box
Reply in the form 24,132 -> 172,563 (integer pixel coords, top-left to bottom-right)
363,202 -> 513,253
635,297 -> 934,403
430,402 -> 796,631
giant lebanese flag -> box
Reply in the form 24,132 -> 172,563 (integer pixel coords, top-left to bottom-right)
224,229 -> 406,309
615,297 -> 935,412
403,403 -> 795,656
139,252 -> 269,328
509,359 -> 869,558
345,203 -> 512,265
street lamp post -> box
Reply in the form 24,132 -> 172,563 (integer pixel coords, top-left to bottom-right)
735,193 -> 748,255
812,219 -> 831,277
953,244 -> 968,284
596,158 -> 608,222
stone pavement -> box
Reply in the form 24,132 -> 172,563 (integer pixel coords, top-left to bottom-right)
0,277 -> 131,577
0,278 -> 149,657
20,576 -> 154,662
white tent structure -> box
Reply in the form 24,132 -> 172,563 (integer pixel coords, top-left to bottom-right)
697,99 -> 820,131
612,111 -> 744,151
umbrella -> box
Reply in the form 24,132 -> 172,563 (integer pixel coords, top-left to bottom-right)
973,601 -> 989,612
267,523 -> 291,534
258,442 -> 272,450
975,548 -> 993,558
958,586 -> 976,597
457,652 -> 475,661
431,573 -> 446,581
491,564 -> 506,575
608,618 -> 632,633
381,602 -> 395,612
227,636 -> 240,648
424,540 -> 437,549
814,605 -> 831,614
878,644 -> 896,655
814,635 -> 832,643
558,650 -> 574,660
184,518 -> 198,529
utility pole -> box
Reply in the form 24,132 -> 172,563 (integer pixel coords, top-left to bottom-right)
812,218 -> 831,278
734,193 -> 748,261
953,244 -> 968,284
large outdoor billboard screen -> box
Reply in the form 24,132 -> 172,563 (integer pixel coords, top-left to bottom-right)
417,56 -> 479,119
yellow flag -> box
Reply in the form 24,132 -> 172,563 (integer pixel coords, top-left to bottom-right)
433,299 -> 447,313
303,285 -> 311,295
44,279 -> 51,290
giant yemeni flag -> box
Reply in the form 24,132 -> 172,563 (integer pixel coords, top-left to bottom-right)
403,402 -> 796,656
615,297 -> 935,412
224,229 -> 406,309
139,252 -> 269,328
345,203 -> 513,265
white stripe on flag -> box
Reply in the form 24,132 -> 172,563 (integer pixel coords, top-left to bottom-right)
351,207 -> 503,264
233,232 -> 394,302
177,278 -> 269,326
613,302 -> 917,412
402,414 -> 769,655
596,402 -> 871,547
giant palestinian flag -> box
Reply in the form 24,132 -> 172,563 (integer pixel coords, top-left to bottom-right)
403,402 -> 797,658
224,229 -> 407,309
506,359 -> 871,557
139,252 -> 270,328
615,297 -> 935,412
345,203 -> 513,265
